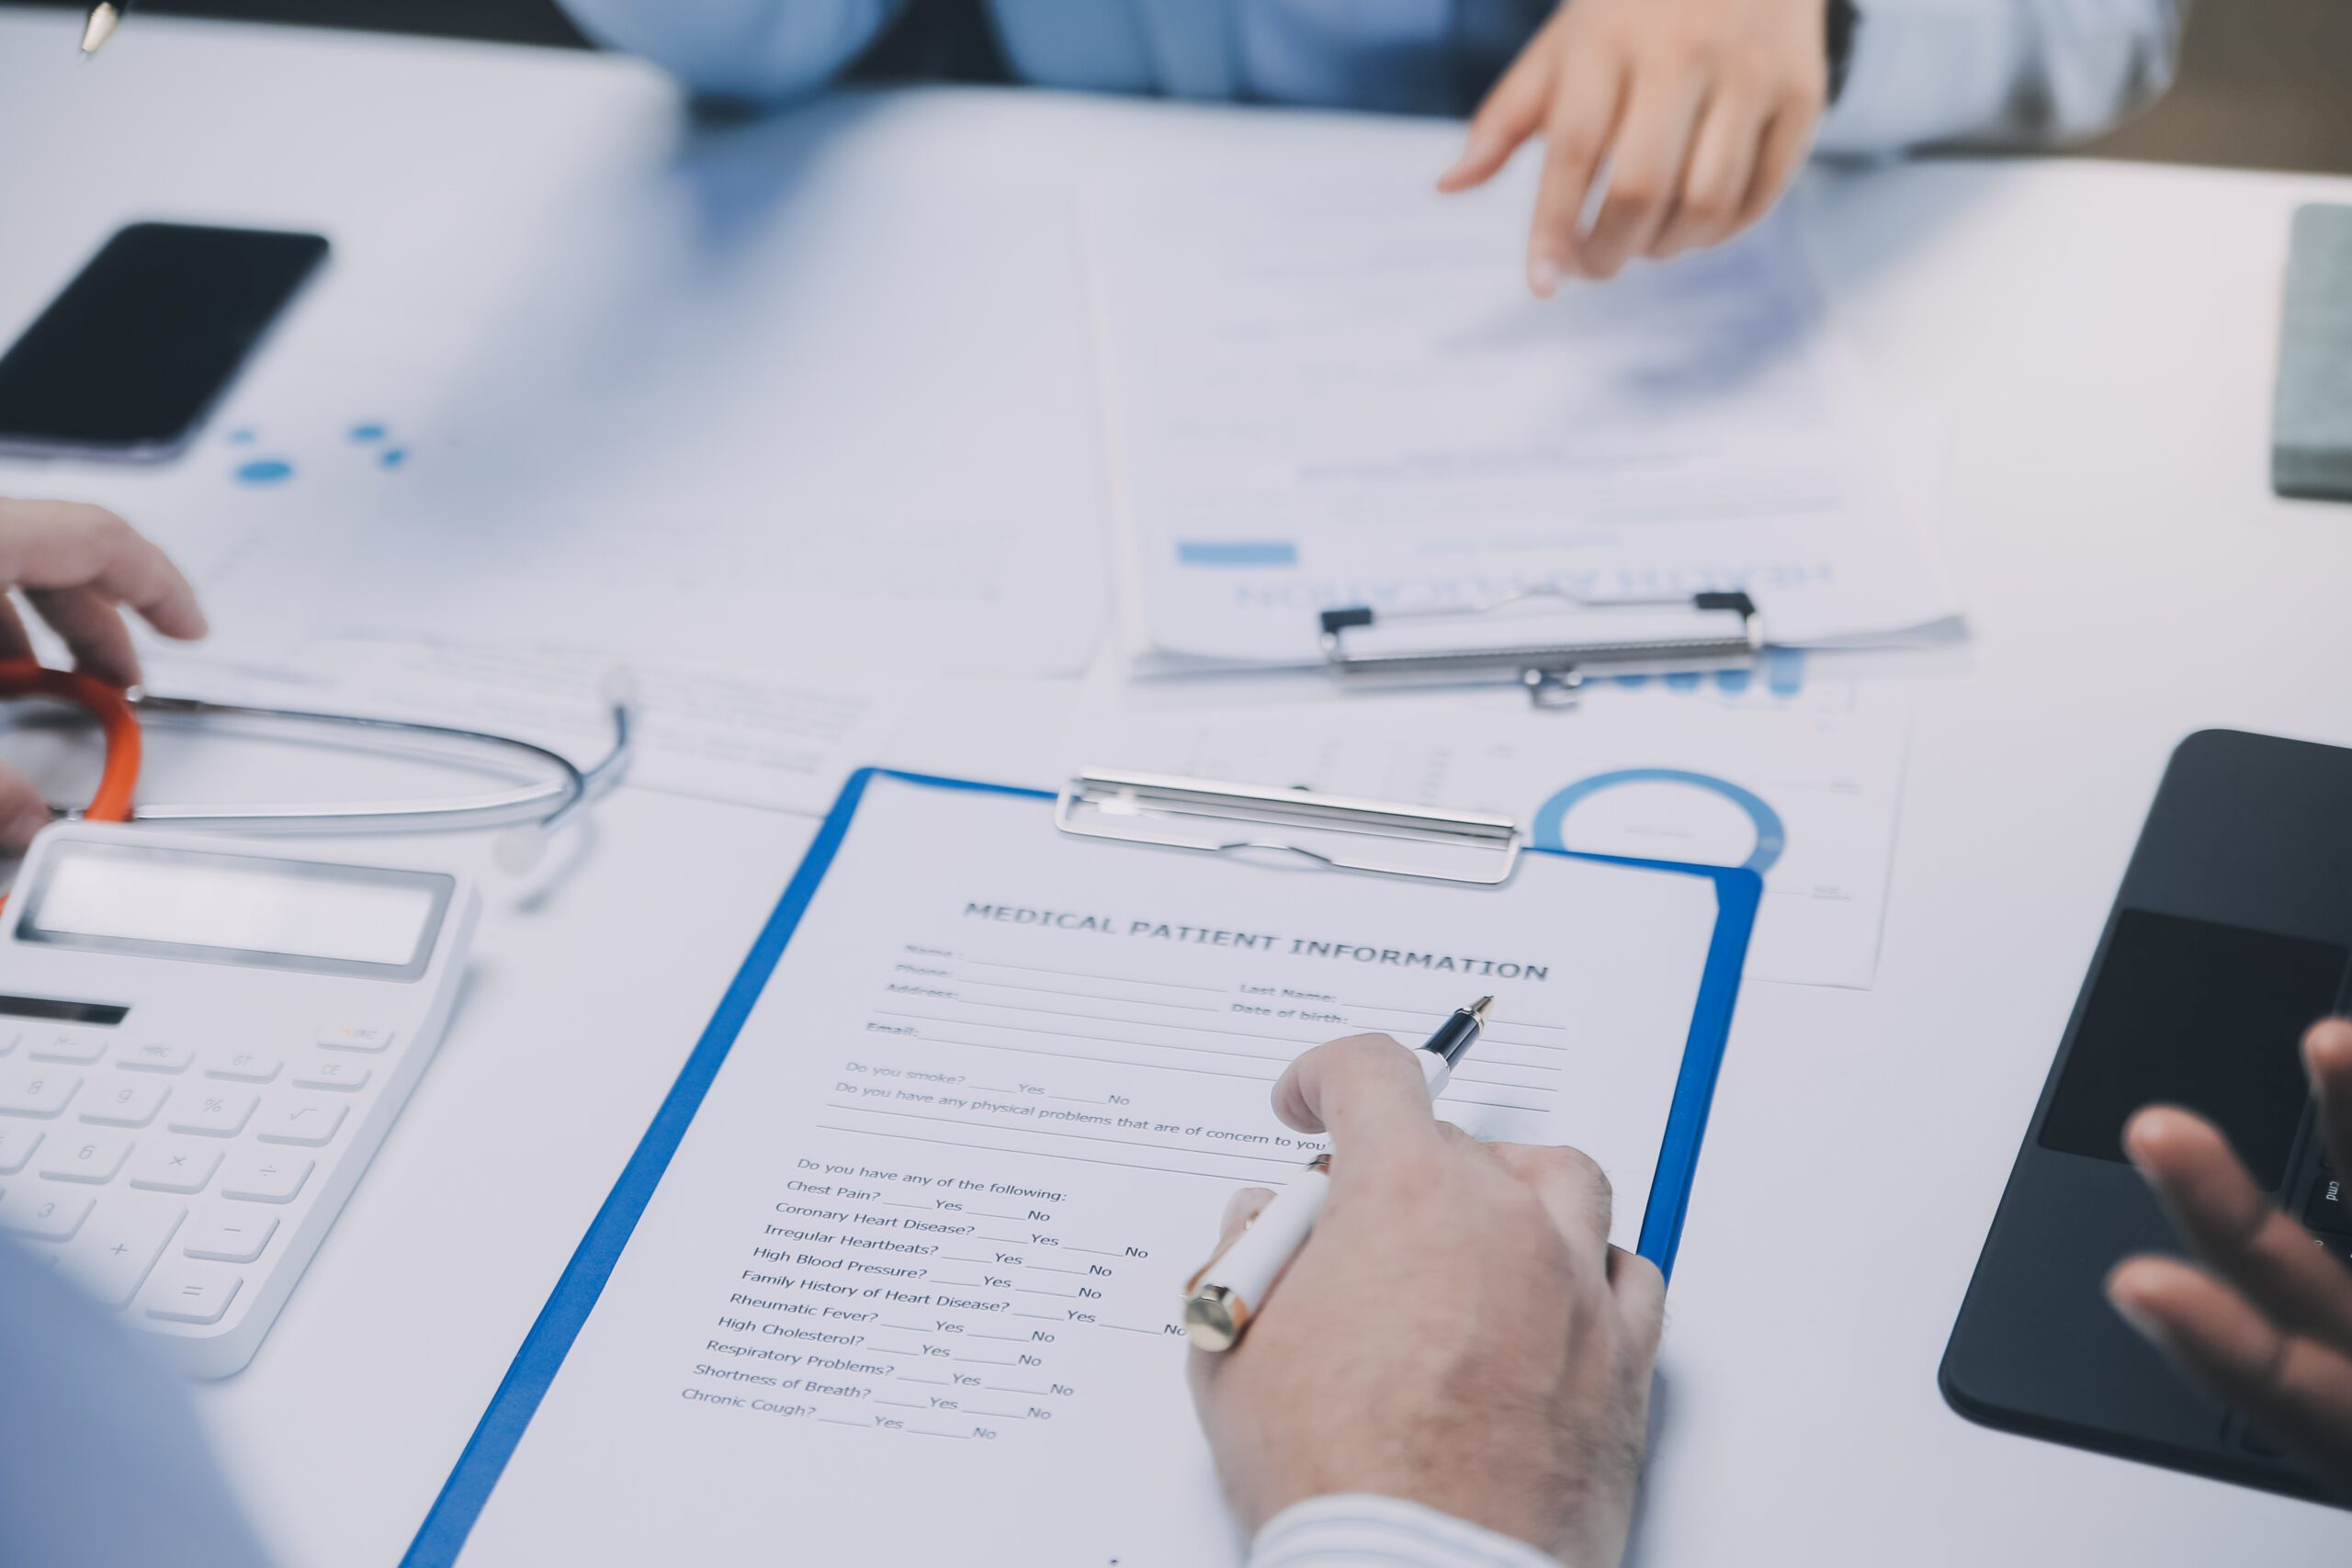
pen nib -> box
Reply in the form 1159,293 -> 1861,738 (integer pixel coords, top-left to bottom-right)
80,3 -> 119,55
1468,996 -> 1493,1024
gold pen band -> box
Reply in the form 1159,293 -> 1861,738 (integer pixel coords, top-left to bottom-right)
1181,1154 -> 1329,1350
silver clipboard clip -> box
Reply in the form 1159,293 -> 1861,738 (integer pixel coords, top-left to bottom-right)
1056,769 -> 1520,886
1318,589 -> 1764,709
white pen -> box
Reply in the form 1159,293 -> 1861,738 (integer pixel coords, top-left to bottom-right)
1182,996 -> 1492,1351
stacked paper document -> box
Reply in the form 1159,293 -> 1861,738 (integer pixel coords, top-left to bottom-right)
1087,138 -> 1958,674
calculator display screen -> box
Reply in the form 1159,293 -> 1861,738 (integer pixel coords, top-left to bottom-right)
16,842 -> 450,980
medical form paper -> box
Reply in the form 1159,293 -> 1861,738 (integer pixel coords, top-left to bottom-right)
442,776 -> 1724,1566
1089,130 -> 1956,671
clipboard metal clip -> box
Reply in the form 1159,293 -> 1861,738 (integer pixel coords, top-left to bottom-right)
1057,769 -> 1520,886
1318,589 -> 1764,709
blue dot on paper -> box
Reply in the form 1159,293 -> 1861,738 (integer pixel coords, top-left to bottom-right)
1664,671 -> 1702,692
227,427 -> 257,446
234,458 -> 294,485
1611,673 -> 1651,690
379,447 -> 407,470
1713,668 -> 1753,694
349,423 -> 388,443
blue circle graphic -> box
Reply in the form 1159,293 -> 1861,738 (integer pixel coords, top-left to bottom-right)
1531,768 -> 1786,874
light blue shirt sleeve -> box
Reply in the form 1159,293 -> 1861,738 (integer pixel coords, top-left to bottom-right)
1247,1494 -> 1566,1568
552,0 -> 2186,152
0,1242 -> 273,1568
554,0 -> 911,103
1821,0 -> 2191,152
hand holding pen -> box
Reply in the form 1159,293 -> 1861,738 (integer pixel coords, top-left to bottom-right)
1184,997 -> 1493,1349
1183,1032 -> 1665,1568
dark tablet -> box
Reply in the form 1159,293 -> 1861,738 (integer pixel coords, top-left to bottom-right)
1942,729 -> 2352,1501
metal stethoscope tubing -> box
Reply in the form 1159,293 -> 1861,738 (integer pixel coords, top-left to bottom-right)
97,686 -> 635,839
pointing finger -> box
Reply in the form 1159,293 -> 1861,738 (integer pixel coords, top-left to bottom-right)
1525,44 -> 1627,294
1439,19 -> 1557,192
0,500 -> 207,644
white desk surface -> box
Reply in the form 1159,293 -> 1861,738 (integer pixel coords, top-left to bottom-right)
4,8 -> 2352,1565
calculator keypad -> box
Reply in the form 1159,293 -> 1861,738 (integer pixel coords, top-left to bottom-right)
0,1026 -> 390,1330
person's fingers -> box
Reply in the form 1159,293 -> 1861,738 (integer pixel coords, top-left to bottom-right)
26,587 -> 142,688
2307,1020 -> 2352,1177
1487,1141 -> 1614,1284
1488,1141 -> 1614,1258
1734,101 -> 1814,232
0,499 -> 207,642
1646,92 -> 1765,259
1438,21 -> 1557,192
0,761 -> 52,853
2125,1107 -> 2352,1345
1524,44 -> 1627,295
1607,1245 -> 1668,1359
1272,1035 -> 1441,1156
1575,69 -> 1710,282
2109,1254 -> 2352,1475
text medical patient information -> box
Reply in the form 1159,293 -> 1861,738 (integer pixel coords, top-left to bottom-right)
448,777 -> 1722,1564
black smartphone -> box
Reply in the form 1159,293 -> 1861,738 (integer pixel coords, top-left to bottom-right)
0,222 -> 330,462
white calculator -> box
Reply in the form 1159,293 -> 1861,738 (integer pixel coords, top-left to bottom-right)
0,823 -> 477,1375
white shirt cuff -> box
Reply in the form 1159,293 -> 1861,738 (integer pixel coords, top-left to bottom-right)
1246,1494 -> 1562,1568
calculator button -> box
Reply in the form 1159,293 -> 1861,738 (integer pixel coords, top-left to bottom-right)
184,1212 -> 277,1264
119,1042 -> 193,1075
0,1187 -> 94,1240
70,1197 -> 186,1308
255,1100 -> 345,1146
317,1025 -> 394,1054
2305,1175 -> 2352,1235
206,1051 -> 281,1084
28,1032 -> 107,1065
40,1132 -> 131,1184
81,1076 -> 167,1128
220,1153 -> 312,1204
0,1125 -> 39,1175
168,1089 -> 258,1138
0,1066 -> 81,1118
141,1259 -> 242,1325
291,1060 -> 369,1093
128,1141 -> 220,1195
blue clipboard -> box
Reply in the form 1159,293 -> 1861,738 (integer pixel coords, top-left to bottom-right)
405,767 -> 1759,1566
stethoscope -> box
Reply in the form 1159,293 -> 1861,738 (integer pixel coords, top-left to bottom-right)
0,659 -> 635,867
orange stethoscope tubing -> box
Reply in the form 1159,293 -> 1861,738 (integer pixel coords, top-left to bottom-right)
0,658 -> 141,824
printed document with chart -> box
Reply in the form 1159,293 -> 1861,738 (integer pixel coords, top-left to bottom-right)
1088,131 -> 1956,671
441,775 -> 1731,1564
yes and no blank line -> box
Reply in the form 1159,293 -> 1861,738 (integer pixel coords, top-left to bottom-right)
817,1123 -> 1281,1184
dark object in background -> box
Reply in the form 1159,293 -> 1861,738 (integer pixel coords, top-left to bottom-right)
20,0 -> 591,47
1943,729 -> 2352,1506
0,222 -> 327,460
12,0 -> 1012,83
2272,204 -> 2352,501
